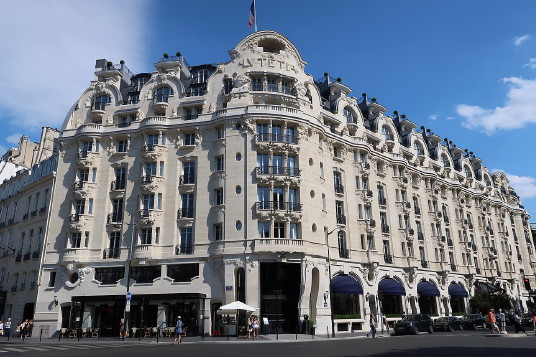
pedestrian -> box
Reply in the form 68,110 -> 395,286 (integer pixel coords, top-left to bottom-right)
4,318 -> 11,339
383,315 -> 389,334
119,318 -> 126,339
487,309 -> 499,334
532,312 -> 536,336
252,316 -> 260,338
514,311 -> 525,334
27,320 -> 33,338
173,316 -> 184,344
0,320 -> 4,337
366,314 -> 377,338
247,316 -> 253,339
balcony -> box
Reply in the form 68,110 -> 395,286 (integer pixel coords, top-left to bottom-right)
369,219 -> 376,228
334,184 -> 345,195
22,213 -> 28,220
254,238 -> 304,253
256,201 -> 302,216
177,208 -> 195,220
255,166 -> 301,180
336,214 -> 347,225
255,133 -> 299,146
132,245 -> 154,260
15,254 -> 21,262
476,267 -> 481,274
103,248 -> 121,259
73,181 -> 95,198
381,224 -> 390,234
414,207 -> 421,216
110,180 -> 126,191
140,175 -> 164,192
418,232 -> 424,241
142,144 -> 167,160
77,150 -> 99,166
23,252 -> 31,261
138,209 -> 160,227
153,94 -> 169,111
384,254 -> 393,264
69,213 -> 92,231
378,197 -> 387,206
39,206 -> 47,214
450,264 -> 457,272
421,261 -> 428,268
32,250 -> 40,259
90,102 -> 106,120
176,244 -> 194,255
179,174 -> 196,185
338,248 -> 349,259
107,213 -> 123,224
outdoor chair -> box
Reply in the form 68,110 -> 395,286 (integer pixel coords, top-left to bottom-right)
60,328 -> 68,338
91,328 -> 99,338
68,329 -> 77,338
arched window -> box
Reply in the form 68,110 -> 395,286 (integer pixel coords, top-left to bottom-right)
484,175 -> 492,187
92,94 -> 110,111
441,154 -> 450,167
235,268 -> 246,303
344,107 -> 357,124
413,141 -> 425,155
381,126 -> 394,141
464,165 -> 473,178
155,86 -> 173,103
338,231 -> 348,258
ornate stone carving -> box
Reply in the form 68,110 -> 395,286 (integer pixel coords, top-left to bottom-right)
231,72 -> 250,92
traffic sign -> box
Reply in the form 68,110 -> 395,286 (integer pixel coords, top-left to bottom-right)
126,300 -> 131,312
126,292 -> 132,301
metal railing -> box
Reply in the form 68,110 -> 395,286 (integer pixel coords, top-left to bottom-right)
154,94 -> 169,103
334,184 -> 344,194
179,174 -> 196,185
384,255 -> 393,264
251,83 -> 296,95
378,197 -> 387,206
336,214 -> 346,225
23,252 -> 31,261
32,250 -> 39,259
421,261 -> 428,268
141,175 -> 156,184
256,201 -> 302,212
111,180 -> 126,190
177,208 -> 195,219
103,248 -> 120,259
176,244 -> 194,255
415,207 -> 421,215
107,213 -> 123,223
255,133 -> 298,144
255,166 -> 301,177
381,225 -> 390,234
339,248 -> 349,259
418,232 -> 424,241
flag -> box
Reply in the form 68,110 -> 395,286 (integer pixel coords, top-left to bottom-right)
248,1 -> 256,28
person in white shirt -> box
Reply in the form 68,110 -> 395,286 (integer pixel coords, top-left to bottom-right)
4,318 -> 11,338
0,320 -> 4,336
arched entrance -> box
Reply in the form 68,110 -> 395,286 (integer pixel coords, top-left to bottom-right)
448,283 -> 468,314
378,278 -> 405,316
417,281 -> 440,315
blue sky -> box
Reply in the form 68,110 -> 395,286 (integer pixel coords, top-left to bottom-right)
1,0 -> 536,218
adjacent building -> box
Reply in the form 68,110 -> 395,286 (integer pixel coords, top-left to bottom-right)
31,31 -> 535,337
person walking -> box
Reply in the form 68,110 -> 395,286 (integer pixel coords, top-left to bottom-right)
383,315 -> 389,334
487,309 -> 499,334
514,311 -> 525,334
173,316 -> 184,344
119,318 -> 126,339
246,316 -> 253,339
4,318 -> 11,339
252,316 -> 260,339
366,314 -> 377,338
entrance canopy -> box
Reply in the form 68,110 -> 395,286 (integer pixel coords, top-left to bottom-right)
417,281 -> 440,297
219,301 -> 256,312
378,278 -> 406,296
448,283 -> 469,298
331,275 -> 363,295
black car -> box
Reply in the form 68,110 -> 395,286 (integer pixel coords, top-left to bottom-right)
432,316 -> 463,332
520,313 -> 534,327
394,314 -> 434,335
460,314 -> 486,329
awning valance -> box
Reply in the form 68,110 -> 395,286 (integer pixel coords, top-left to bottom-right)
417,281 -> 440,297
378,278 -> 406,296
331,275 -> 363,295
448,283 -> 469,298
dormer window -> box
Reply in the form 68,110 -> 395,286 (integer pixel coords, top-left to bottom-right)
344,108 -> 357,124
441,154 -> 450,167
381,126 -> 394,141
92,95 -> 110,111
192,69 -> 210,84
413,141 -> 425,155
464,165 -> 473,178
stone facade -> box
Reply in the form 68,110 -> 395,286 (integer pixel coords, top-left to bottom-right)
32,31 -> 535,336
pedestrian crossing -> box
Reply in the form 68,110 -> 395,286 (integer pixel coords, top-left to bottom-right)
0,342 -> 154,353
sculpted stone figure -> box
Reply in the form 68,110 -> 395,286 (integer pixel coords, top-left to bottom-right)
231,72 -> 250,92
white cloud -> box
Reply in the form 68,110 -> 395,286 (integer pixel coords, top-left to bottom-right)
428,114 -> 438,121
456,76 -> 536,134
0,1 -> 149,131
494,170 -> 536,199
513,34 -> 531,46
5,133 -> 22,145
524,58 -> 536,69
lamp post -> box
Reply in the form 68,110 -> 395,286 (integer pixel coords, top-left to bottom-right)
325,226 -> 339,338
121,219 -> 136,339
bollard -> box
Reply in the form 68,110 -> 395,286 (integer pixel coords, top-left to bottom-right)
295,324 -> 298,340
201,325 -> 204,342
138,328 -> 141,341
98,330 -> 100,341
22,333 -> 25,343
327,326 -> 329,339
156,328 -> 159,343
58,329 -> 61,342
77,328 -> 80,342
226,326 -> 229,341
40,329 -> 42,342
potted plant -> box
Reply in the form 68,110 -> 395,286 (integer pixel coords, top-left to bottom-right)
163,53 -> 169,59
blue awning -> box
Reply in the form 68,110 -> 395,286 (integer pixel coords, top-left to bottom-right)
417,281 -> 440,297
331,275 -> 363,295
448,283 -> 469,298
378,278 -> 406,296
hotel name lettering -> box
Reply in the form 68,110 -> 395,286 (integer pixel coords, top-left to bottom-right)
239,57 -> 298,74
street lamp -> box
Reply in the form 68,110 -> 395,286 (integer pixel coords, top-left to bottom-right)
120,219 -> 136,340
325,226 -> 340,338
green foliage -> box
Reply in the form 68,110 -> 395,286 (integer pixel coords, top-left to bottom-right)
163,53 -> 169,58
469,291 -> 513,313
332,314 -> 361,320
384,313 -> 402,318
452,312 -> 465,316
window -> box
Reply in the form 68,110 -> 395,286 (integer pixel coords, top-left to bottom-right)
216,156 -> 225,171
167,264 -> 199,282
142,194 -> 155,210
48,272 -> 56,288
258,222 -> 270,238
216,126 -> 224,139
214,223 -> 223,241
115,167 -> 127,189
111,198 -> 123,222
95,267 -> 124,285
252,78 -> 263,91
131,266 -> 161,284
181,193 -> 194,217
344,108 -> 356,123
413,141 -> 425,155
289,223 -> 299,239
367,234 -> 375,250
382,126 -> 394,141
191,87 -> 205,97
70,232 -> 82,248
140,228 -> 152,245
193,69 -> 210,84
179,227 -> 193,252
182,161 -> 196,184
79,168 -> 89,182
155,86 -> 173,103
74,200 -> 85,215
92,95 -> 110,111
117,140 -> 127,152
184,133 -> 196,146
224,79 -> 233,94
215,188 -> 224,205
185,107 -> 202,119
274,222 -> 285,238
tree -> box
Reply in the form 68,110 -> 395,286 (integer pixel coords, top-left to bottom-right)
469,292 -> 513,314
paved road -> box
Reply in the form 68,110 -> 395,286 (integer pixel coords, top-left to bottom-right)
0,329 -> 535,357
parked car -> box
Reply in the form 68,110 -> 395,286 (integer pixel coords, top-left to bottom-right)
520,313 -> 534,327
432,316 -> 463,332
394,314 -> 433,335
460,314 -> 486,329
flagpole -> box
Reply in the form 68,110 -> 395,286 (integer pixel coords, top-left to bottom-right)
254,0 -> 257,32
